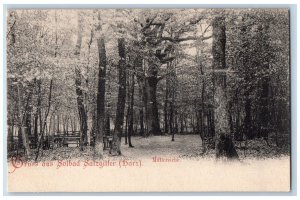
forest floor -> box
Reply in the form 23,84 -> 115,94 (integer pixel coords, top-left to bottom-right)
28,134 -> 290,162
8,135 -> 291,192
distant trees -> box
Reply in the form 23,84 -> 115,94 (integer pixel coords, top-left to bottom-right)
224,9 -> 290,146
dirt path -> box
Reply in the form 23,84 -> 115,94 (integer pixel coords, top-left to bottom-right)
120,135 -> 202,159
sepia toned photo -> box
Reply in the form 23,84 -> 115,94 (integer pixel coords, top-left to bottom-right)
6,8 -> 291,192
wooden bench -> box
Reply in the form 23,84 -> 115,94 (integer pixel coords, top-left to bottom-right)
62,135 -> 80,147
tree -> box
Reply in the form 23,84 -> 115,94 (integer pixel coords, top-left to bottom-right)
110,38 -> 127,155
94,11 -> 107,158
212,15 -> 238,160
127,59 -> 136,147
134,10 -> 212,136
74,12 -> 88,151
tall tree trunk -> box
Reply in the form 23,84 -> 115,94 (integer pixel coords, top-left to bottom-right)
74,13 -> 88,151
171,102 -> 176,141
180,113 -> 184,133
17,84 -> 33,157
136,57 -> 145,136
124,76 -> 130,145
94,11 -> 107,157
184,116 -> 188,133
35,79 -> 53,161
94,37 -> 107,158
49,115 -> 53,136
145,71 -> 161,136
124,110 -> 129,144
128,66 -> 135,147
174,108 -> 178,134
146,78 -> 159,136
196,108 -> 200,137
164,64 -> 170,134
143,70 -> 149,135
169,98 -> 174,138
212,16 -> 238,160
169,60 -> 176,140
138,82 -> 145,136
83,28 -> 93,145
33,108 -> 39,141
110,38 -> 126,156
24,91 -> 33,137
34,80 -> 41,141
91,112 -> 96,144
199,48 -> 207,152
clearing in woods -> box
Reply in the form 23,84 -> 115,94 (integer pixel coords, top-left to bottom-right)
36,135 -> 202,161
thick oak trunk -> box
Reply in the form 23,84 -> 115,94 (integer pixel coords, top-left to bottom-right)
110,38 -> 126,155
145,75 -> 161,136
212,16 -> 238,160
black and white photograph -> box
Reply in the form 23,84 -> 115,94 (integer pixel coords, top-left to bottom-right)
5,7 -> 292,192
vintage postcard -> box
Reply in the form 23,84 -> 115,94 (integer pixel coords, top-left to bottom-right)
6,7 -> 291,192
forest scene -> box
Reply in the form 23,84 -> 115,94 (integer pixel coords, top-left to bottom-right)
6,8 -> 290,162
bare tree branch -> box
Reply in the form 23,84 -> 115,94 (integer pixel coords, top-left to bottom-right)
161,35 -> 212,43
